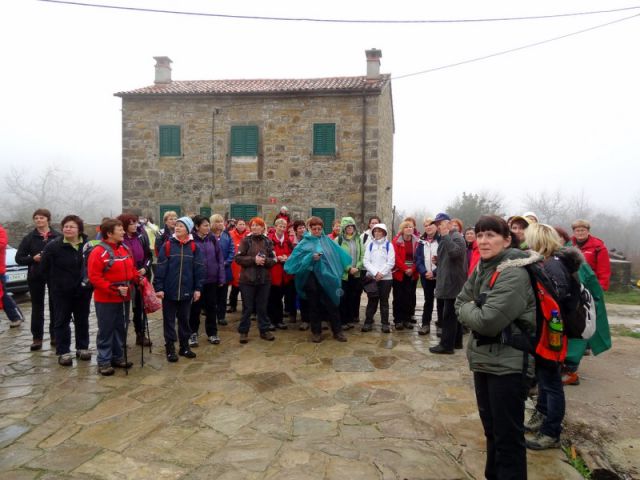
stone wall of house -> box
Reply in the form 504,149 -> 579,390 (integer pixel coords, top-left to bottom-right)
374,85 -> 394,225
121,91 -> 393,228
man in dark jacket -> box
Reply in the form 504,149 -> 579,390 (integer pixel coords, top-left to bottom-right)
431,213 -> 467,354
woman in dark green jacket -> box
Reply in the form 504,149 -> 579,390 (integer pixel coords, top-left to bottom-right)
456,215 -> 538,480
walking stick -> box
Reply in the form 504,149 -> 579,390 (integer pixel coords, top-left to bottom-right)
122,295 -> 129,376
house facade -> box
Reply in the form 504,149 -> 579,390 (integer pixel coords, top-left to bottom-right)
115,49 -> 394,230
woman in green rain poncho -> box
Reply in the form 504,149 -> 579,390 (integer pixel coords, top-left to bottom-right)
285,216 -> 352,343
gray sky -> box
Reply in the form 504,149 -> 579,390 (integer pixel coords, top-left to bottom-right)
2,0 -> 639,217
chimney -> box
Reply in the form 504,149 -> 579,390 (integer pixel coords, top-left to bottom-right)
154,56 -> 172,84
365,48 -> 382,80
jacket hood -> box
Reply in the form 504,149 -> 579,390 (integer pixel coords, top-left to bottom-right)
552,246 -> 584,274
371,223 -> 388,236
340,216 -> 358,235
496,249 -> 543,273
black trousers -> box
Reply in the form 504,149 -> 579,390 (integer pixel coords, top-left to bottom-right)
304,273 -> 341,335
474,371 -> 528,480
339,274 -> 361,325
130,285 -> 144,335
364,279 -> 392,325
439,298 -> 462,350
268,283 -> 286,326
228,285 -> 240,309
238,283 -> 271,334
189,283 -> 218,337
52,289 -> 92,356
162,298 -> 192,347
215,284 -> 229,321
28,278 -> 55,340
420,277 -> 443,327
392,276 -> 417,324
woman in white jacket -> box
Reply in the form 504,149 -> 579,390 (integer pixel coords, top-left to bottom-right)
362,224 -> 395,333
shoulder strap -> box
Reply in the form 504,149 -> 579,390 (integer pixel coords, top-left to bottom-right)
488,270 -> 500,289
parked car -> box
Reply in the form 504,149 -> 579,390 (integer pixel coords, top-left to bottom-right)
5,246 -> 29,294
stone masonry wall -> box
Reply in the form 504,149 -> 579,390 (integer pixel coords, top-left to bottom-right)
121,92 -> 393,228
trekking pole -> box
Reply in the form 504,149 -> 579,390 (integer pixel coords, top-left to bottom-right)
122,294 -> 129,376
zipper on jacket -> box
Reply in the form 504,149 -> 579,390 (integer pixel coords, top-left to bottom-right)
178,242 -> 183,297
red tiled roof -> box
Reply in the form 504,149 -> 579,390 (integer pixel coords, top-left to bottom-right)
114,75 -> 390,97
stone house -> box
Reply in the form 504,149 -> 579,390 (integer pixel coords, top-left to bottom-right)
114,49 -> 394,230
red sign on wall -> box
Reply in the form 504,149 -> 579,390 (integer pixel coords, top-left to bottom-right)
269,197 -> 277,204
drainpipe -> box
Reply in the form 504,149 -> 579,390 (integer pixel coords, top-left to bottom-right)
210,108 -> 219,203
360,91 -> 367,228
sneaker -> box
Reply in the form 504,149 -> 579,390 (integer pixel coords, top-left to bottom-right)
299,322 -> 310,331
188,333 -> 199,347
403,321 -> 413,330
111,359 -> 133,369
361,323 -> 373,332
58,353 -> 73,367
429,345 -> 454,355
239,333 -> 249,344
76,350 -> 91,361
525,409 -> 546,433
30,339 -> 43,351
98,365 -> 115,376
311,333 -> 323,343
562,371 -> 580,386
208,335 -> 221,345
394,323 -> 404,331
218,318 -> 228,326
179,347 -> 197,359
321,322 -> 329,331
418,325 -> 430,335
526,432 -> 560,450
342,323 -> 354,331
166,346 -> 178,362
260,331 -> 275,341
333,333 -> 347,342
381,324 -> 391,334
9,319 -> 22,328
274,323 -> 288,330
136,333 -> 152,347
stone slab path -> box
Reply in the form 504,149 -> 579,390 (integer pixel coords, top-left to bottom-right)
0,293 -> 585,479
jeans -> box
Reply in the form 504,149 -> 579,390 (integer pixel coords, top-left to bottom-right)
52,289 -> 92,356
364,279 -> 392,325
28,278 -> 55,340
392,276 -> 417,324
339,274 -> 362,325
95,301 -> 128,366
0,275 -> 23,322
439,298 -> 462,350
420,277 -> 442,327
238,283 -> 271,334
189,283 -> 218,337
304,273 -> 341,335
535,363 -> 565,439
474,371 -> 528,480
163,298 -> 193,347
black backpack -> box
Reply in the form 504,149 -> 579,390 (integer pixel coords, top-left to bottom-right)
80,241 -> 130,288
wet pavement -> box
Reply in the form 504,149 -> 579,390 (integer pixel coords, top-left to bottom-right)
0,292 -> 584,479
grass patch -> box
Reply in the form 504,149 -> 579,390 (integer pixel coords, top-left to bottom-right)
604,289 -> 640,305
562,445 -> 592,479
612,326 -> 640,339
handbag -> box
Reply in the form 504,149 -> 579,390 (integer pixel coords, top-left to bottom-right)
140,277 -> 162,314
362,275 -> 379,297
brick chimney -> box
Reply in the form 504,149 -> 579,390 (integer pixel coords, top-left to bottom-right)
154,56 -> 172,84
365,48 -> 382,80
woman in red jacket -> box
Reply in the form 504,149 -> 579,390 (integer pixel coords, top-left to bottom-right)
228,219 -> 248,313
464,227 -> 480,277
88,219 -> 139,376
571,219 -> 611,291
268,218 -> 293,329
392,221 -> 420,330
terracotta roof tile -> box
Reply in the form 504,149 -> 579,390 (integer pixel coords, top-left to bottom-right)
115,75 -> 390,97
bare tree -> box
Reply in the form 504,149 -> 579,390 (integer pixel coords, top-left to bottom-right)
446,191 -> 505,228
522,190 -> 567,225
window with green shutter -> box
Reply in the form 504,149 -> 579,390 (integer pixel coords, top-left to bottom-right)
230,126 -> 258,156
313,123 -> 336,156
230,204 -> 258,222
159,126 -> 181,157
159,204 -> 182,223
311,208 -> 335,234
200,207 -> 212,219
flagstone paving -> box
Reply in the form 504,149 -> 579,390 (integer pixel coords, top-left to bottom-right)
0,294 -> 585,479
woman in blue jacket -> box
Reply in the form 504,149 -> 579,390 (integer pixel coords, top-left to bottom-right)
154,216 -> 204,362
211,214 -> 235,326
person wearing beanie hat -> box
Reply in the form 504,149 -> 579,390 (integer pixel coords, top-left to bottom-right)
508,216 -> 530,250
571,219 -> 610,291
154,216 -> 204,362
274,207 -> 291,226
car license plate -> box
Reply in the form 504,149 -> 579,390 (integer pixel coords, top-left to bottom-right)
7,271 -> 27,282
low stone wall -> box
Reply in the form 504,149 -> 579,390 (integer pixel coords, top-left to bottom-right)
610,259 -> 632,291
2,221 -> 100,246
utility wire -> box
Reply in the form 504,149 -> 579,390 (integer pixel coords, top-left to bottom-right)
393,12 -> 640,79
36,0 -> 640,24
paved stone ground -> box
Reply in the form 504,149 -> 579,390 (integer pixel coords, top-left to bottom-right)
0,292 -> 586,480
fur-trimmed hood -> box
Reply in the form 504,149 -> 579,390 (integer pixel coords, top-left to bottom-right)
496,249 -> 543,273
551,246 -> 584,274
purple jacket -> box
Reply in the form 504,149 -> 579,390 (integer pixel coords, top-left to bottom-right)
193,233 -> 225,285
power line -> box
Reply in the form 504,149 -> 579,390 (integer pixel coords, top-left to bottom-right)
36,0 -> 640,24
393,12 -> 640,80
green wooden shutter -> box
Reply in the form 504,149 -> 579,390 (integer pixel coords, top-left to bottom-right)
200,207 -> 212,218
159,126 -> 181,156
313,123 -> 336,155
230,204 -> 258,221
311,208 -> 335,234
159,204 -> 182,223
230,126 -> 258,156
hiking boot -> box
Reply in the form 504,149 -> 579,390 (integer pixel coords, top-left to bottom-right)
58,353 -> 73,367
136,333 -> 152,346
361,323 -> 373,332
525,409 -> 546,433
208,335 -> 221,345
403,321 -> 413,330
179,347 -> 197,359
418,325 -> 430,335
321,322 -> 329,331
311,333 -> 323,343
526,432 -> 560,450
381,324 -> 391,334
274,323 -> 288,330
76,349 -> 92,361
112,359 -> 133,369
562,371 -> 580,386
429,345 -> 454,355
166,344 -> 178,362
98,365 -> 115,376
394,323 -> 404,331
267,323 -> 277,331
260,331 -> 275,341
342,323 -> 354,331
30,339 -> 43,351
218,318 -> 228,326
333,332 -> 347,342
299,322 -> 310,331
188,333 -> 199,348
239,333 -> 249,344
9,319 -> 22,328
